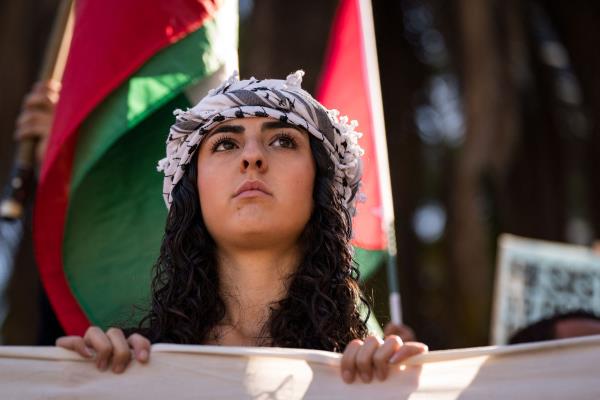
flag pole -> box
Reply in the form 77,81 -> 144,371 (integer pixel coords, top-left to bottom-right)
357,0 -> 403,325
0,0 -> 74,220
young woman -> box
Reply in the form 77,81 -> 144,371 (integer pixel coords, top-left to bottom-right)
57,71 -> 427,384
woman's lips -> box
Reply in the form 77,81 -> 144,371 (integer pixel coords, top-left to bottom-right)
233,180 -> 272,199
235,189 -> 270,199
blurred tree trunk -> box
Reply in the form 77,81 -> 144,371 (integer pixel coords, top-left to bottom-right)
450,0 -> 532,345
543,1 -> 600,239
451,0 -> 501,346
496,2 -> 567,243
239,0 -> 338,94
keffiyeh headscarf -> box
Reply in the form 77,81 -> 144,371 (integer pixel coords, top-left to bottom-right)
157,70 -> 365,215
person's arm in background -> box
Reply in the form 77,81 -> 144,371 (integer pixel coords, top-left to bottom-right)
14,80 -> 61,165
383,322 -> 416,342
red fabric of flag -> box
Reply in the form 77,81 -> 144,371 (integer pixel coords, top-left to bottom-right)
317,0 -> 385,251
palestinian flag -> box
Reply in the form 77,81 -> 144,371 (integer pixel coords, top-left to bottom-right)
34,0 -> 238,336
317,0 -> 392,281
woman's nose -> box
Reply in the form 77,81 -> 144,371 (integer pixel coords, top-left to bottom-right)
240,140 -> 267,173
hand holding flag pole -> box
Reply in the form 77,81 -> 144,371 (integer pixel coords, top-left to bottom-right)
0,0 -> 73,339
0,0 -> 73,220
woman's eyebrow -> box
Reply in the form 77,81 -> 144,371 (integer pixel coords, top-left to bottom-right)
209,124 -> 245,136
261,121 -> 303,133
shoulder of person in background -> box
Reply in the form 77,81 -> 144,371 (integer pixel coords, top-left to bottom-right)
508,310 -> 600,344
593,240 -> 600,255
14,80 -> 61,166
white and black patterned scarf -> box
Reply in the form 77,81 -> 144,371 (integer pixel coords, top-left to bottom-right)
157,70 -> 364,215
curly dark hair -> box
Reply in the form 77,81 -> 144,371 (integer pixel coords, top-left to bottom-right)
133,135 -> 370,352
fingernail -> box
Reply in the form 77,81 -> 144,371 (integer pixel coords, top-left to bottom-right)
342,370 -> 353,383
83,347 -> 94,357
138,350 -> 148,362
113,364 -> 123,374
98,360 -> 107,371
360,372 -> 371,383
389,353 -> 401,364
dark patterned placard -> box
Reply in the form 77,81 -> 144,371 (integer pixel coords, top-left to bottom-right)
491,234 -> 600,344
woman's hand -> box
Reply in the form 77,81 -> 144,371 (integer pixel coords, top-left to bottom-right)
56,326 -> 151,373
14,80 -> 61,165
341,335 -> 428,384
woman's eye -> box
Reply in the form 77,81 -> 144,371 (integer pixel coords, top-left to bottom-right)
271,134 -> 296,149
212,138 -> 237,152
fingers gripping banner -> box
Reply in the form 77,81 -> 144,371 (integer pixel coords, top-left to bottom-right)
1,336 -> 600,399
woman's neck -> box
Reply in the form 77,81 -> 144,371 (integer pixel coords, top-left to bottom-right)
213,244 -> 301,346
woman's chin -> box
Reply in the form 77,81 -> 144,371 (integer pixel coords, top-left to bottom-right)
216,217 -> 303,248
232,203 -> 276,220
231,218 -> 282,237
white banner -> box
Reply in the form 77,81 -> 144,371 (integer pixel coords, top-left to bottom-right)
1,335 -> 600,399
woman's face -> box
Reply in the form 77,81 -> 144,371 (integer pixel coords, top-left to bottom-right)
197,117 -> 316,251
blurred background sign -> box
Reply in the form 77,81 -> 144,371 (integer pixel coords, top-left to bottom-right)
492,234 -> 600,345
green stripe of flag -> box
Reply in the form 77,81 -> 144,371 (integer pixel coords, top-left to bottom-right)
64,23 -> 226,329
354,247 -> 386,281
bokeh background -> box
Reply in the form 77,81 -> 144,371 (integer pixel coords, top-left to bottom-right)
1,0 -> 599,349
